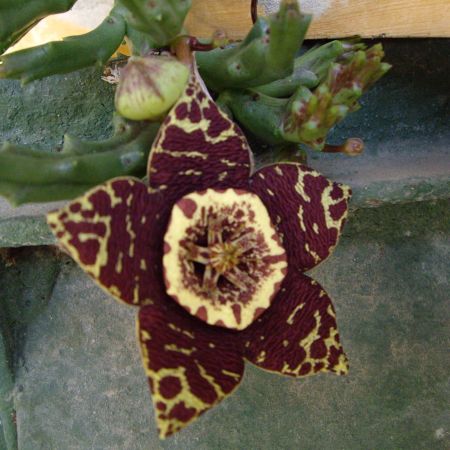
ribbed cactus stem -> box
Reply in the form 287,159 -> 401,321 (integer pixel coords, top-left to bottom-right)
217,90 -> 287,145
255,40 -> 367,97
62,118 -> 143,155
0,123 -> 160,205
217,42 -> 389,153
196,0 -> 311,91
0,0 -> 77,54
0,9 -> 126,84
281,44 -> 391,150
118,0 -> 191,47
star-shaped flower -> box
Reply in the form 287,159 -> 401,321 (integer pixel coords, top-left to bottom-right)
47,71 -> 351,438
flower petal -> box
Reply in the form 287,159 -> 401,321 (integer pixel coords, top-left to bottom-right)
147,72 -> 253,202
138,301 -> 244,438
242,272 -> 348,377
250,163 -> 351,271
47,177 -> 168,307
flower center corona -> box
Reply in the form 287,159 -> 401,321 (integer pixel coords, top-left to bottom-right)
163,188 -> 288,330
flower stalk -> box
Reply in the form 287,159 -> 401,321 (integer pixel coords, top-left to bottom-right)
251,0 -> 258,24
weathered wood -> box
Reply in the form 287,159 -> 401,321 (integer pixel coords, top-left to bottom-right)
185,0 -> 450,39
9,0 -> 449,50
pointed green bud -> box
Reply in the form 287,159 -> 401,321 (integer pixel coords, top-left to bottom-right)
255,39 -> 367,97
281,43 -> 391,150
115,55 -> 190,121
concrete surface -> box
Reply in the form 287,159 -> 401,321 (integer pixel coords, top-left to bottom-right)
5,200 -> 449,449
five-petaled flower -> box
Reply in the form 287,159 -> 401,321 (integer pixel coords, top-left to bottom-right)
48,72 -> 352,438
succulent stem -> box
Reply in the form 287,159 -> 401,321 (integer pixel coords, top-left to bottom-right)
218,42 -> 390,153
117,0 -> 191,47
61,117 -> 143,155
0,9 -> 126,84
0,0 -> 77,55
255,40 -> 366,97
281,44 -> 391,150
217,90 -> 287,145
0,122 -> 160,205
196,0 -> 311,91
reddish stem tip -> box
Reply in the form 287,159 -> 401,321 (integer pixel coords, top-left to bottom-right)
323,138 -> 364,156
251,0 -> 258,24
188,37 -> 215,52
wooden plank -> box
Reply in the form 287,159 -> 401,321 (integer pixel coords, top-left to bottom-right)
306,0 -> 450,38
185,0 -> 254,41
185,0 -> 450,39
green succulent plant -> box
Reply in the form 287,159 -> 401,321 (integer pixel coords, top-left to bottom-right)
0,2 -> 391,447
0,0 -> 390,206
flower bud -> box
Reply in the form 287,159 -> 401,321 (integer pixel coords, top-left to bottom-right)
115,55 -> 190,121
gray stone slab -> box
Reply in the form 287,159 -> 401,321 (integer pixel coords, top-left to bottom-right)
0,247 -> 61,450
0,201 -> 61,248
12,200 -> 450,449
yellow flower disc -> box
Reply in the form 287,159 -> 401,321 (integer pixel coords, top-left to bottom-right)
163,188 -> 288,330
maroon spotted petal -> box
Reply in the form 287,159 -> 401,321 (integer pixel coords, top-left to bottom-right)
138,300 -> 244,438
242,272 -> 348,377
47,177 -> 168,307
147,72 -> 253,204
250,163 -> 351,272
